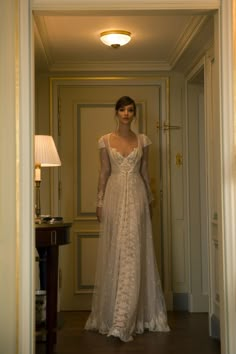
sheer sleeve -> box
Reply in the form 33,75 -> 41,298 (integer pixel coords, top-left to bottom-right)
141,133 -> 152,147
140,135 -> 154,204
97,137 -> 111,207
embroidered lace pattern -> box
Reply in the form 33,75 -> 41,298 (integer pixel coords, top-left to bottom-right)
85,133 -> 170,342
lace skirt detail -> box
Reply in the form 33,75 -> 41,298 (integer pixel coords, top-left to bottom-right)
85,172 -> 170,341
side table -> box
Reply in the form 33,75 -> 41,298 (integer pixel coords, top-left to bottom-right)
35,222 -> 71,354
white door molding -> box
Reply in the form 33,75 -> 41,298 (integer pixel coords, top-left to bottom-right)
185,58 -> 210,313
32,0 -> 220,11
1,1 -> 34,354
219,1 -> 236,353
14,1 -> 236,354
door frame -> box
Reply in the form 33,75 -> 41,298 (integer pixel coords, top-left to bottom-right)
185,59 -> 210,314
15,1 -> 236,354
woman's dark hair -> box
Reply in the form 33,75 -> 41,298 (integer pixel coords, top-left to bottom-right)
115,96 -> 136,116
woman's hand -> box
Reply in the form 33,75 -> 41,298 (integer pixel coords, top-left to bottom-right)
96,207 -> 102,223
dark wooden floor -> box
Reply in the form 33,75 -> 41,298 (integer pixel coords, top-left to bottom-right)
36,311 -> 221,354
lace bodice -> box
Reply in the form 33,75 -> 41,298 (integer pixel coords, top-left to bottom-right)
96,133 -> 153,207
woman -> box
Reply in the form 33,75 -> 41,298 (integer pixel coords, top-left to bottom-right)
85,96 -> 169,342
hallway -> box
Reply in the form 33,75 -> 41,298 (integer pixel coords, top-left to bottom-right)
36,311 -> 220,354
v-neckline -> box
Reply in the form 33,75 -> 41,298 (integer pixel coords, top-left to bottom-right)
108,132 -> 139,158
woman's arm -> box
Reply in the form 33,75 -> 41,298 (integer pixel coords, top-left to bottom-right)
96,147 -> 111,222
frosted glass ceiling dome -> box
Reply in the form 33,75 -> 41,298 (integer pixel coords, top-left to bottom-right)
100,30 -> 131,48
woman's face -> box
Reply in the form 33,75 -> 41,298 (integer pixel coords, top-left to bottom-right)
116,104 -> 135,126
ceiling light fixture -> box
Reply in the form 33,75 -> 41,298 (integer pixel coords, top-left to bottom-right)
100,30 -> 131,49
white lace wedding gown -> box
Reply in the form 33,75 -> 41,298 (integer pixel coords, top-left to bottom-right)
85,133 -> 169,342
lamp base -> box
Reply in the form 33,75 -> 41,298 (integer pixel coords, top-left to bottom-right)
35,180 -> 41,218
35,216 -> 43,224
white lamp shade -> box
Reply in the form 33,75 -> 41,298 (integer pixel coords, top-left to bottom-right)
35,135 -> 61,167
100,30 -> 131,48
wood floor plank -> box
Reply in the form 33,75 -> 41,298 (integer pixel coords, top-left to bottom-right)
36,311 -> 221,354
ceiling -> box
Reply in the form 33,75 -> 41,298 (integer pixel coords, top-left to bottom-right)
34,10 -> 214,73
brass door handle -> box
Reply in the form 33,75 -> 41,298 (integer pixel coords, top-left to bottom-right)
156,122 -> 181,131
163,122 -> 181,131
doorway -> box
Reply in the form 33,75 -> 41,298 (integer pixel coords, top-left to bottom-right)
32,4 -> 226,354
185,50 -> 221,340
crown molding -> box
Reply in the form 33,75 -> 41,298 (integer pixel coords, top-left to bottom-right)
48,61 -> 171,72
169,15 -> 209,68
34,14 -> 54,67
32,0 -> 220,11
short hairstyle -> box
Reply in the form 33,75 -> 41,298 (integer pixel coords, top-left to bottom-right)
115,96 -> 136,116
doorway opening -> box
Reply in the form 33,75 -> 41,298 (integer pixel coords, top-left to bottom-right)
33,8 -> 221,352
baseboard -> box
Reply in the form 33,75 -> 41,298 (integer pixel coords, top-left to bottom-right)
173,293 -> 189,311
210,314 -> 220,340
165,291 -> 173,311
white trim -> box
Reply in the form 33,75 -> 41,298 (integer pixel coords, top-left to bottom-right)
19,1 -> 35,354
32,0 -> 220,11
185,57 -> 211,314
219,1 -> 236,353
204,46 -> 214,331
169,16 -> 209,68
46,61 -> 172,72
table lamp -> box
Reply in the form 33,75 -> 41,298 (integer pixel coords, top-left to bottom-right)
35,135 -> 61,219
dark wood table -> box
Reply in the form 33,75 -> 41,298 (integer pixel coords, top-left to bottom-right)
35,222 -> 71,354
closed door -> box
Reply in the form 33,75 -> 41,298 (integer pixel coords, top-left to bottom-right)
52,79 -> 170,310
